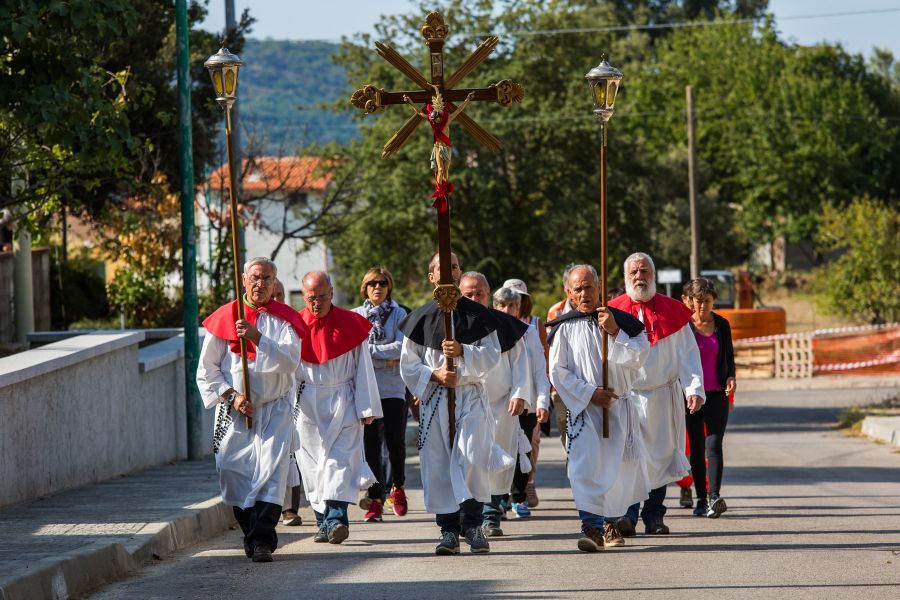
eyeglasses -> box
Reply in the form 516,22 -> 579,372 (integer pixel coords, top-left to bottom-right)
304,293 -> 330,303
366,279 -> 389,288
247,275 -> 274,285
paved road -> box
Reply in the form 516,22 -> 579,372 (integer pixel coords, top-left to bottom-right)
91,387 -> 900,599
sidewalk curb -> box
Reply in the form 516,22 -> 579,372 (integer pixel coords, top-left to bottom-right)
861,416 -> 900,447
740,375 -> 900,392
0,497 -> 234,600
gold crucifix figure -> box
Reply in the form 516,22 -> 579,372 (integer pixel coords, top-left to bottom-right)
403,85 -> 475,184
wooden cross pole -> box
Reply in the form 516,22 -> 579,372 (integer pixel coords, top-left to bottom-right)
350,11 -> 524,447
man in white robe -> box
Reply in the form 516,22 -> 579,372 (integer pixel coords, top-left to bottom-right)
458,275 -> 532,537
609,252 -> 705,535
400,252 -> 502,555
197,257 -> 303,563
295,271 -> 383,545
548,264 -> 650,552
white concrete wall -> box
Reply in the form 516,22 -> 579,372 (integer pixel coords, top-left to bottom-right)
0,332 -> 213,508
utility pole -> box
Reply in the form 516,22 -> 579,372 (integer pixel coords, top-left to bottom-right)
225,0 -> 245,267
687,85 -> 699,279
12,181 -> 35,345
176,0 -> 203,460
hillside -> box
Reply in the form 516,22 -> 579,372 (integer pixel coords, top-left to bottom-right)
239,39 -> 355,152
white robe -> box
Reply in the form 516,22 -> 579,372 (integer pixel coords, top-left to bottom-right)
631,308 -> 705,489
400,332 -> 501,514
524,322 -> 551,412
484,338 -> 533,495
550,318 -> 650,518
295,345 -> 382,514
196,313 -> 301,509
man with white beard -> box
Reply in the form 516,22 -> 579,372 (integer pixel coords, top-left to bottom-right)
608,252 -> 705,535
457,275 -> 531,538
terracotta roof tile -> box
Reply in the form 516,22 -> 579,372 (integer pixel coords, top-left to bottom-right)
209,156 -> 330,195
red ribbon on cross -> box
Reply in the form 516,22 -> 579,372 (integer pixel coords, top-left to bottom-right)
431,181 -> 454,213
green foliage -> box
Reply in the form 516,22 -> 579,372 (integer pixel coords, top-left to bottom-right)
107,265 -> 181,328
49,251 -> 109,329
240,39 -> 355,150
815,197 -> 900,324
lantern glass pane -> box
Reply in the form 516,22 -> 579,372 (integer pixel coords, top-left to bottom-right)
212,70 -> 224,95
607,82 -> 618,109
594,81 -> 606,107
224,69 -> 236,96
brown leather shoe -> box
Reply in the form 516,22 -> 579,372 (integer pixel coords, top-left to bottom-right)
603,521 -> 625,547
576,526 -> 605,553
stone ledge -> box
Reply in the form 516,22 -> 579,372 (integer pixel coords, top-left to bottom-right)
0,331 -> 146,388
138,334 -> 186,373
861,416 -> 900,447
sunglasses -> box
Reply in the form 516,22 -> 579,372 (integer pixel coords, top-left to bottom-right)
366,279 -> 389,288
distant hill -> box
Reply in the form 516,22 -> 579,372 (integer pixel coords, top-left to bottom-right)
239,39 -> 356,152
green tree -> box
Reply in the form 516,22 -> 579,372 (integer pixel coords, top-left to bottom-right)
816,197 -> 899,324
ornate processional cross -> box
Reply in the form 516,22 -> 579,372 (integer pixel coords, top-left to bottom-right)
350,11 -> 524,445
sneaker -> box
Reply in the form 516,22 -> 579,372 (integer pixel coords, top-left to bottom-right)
602,521 -> 625,548
383,496 -> 394,511
707,496 -> 727,519
389,486 -> 408,517
364,499 -> 384,522
281,510 -> 302,526
482,523 -> 504,537
465,525 -> 491,553
614,517 -> 636,538
693,499 -> 709,517
680,486 -> 693,508
327,523 -> 349,544
644,520 -> 670,535
435,531 -> 460,555
250,545 -> 273,563
512,501 -> 532,518
525,482 -> 540,508
577,526 -> 605,553
499,498 -> 510,521
313,527 -> 328,543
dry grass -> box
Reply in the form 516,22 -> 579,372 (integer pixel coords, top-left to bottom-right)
837,394 -> 900,435
759,288 -> 854,332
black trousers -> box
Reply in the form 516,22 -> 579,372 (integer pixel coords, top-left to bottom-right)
233,501 -> 281,553
511,412 -> 538,503
685,390 -> 730,499
364,397 -> 408,499
436,498 -> 483,535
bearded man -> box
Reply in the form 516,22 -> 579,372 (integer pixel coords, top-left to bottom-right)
608,252 -> 705,536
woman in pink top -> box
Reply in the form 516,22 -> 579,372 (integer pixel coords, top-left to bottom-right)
683,278 -> 736,518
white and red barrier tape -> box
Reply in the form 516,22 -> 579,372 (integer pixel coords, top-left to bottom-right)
814,351 -> 900,372
736,322 -> 899,344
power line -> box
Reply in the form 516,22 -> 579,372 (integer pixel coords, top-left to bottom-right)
467,7 -> 900,38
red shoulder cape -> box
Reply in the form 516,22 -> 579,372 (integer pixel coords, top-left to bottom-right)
299,304 -> 372,365
202,298 -> 308,361
608,293 -> 692,346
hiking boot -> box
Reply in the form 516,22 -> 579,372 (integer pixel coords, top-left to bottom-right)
482,523 -> 504,537
250,545 -> 273,563
645,520 -> 670,535
707,496 -> 727,519
364,499 -> 384,522
389,486 -> 408,517
281,510 -> 302,526
435,531 -> 460,555
327,523 -> 349,544
577,526 -> 605,553
680,486 -> 693,508
512,501 -> 532,518
693,498 -> 709,517
465,525 -> 491,553
615,517 -> 636,538
603,521 -> 625,548
313,527 -> 328,543
525,482 -> 540,508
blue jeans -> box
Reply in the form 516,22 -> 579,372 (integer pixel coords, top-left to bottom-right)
436,498 -> 483,535
482,494 -> 509,526
578,510 -> 619,532
625,485 -> 668,526
313,500 -> 349,529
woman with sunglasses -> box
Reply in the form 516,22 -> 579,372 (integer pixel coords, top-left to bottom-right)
352,267 -> 410,522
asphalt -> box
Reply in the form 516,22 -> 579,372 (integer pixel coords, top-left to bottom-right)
3,379 -> 899,600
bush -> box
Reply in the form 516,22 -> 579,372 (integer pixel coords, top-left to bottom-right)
49,252 -> 109,329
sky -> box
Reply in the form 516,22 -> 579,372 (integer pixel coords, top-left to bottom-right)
200,0 -> 900,59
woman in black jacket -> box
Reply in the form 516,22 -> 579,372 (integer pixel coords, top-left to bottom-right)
683,278 -> 736,518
